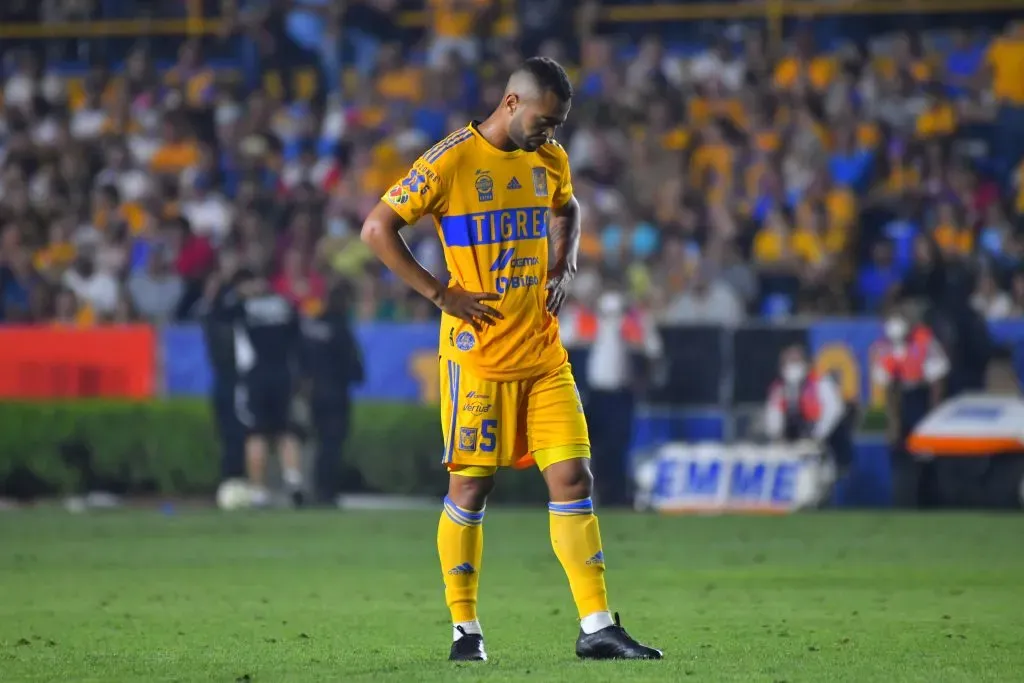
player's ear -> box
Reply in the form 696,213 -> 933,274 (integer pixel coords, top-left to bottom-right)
505,93 -> 519,115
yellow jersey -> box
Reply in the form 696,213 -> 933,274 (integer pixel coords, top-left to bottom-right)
382,123 -> 573,381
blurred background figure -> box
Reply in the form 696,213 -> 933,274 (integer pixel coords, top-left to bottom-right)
562,283 -> 662,507
764,344 -> 852,477
228,267 -> 304,507
872,299 -> 950,508
301,280 -> 364,506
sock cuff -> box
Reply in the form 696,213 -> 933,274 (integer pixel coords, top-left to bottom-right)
443,496 -> 485,526
548,497 -> 594,516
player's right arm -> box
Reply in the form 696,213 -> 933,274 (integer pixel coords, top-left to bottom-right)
361,158 -> 503,328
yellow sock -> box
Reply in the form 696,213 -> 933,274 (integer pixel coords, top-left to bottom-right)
549,497 -> 610,618
438,496 -> 484,623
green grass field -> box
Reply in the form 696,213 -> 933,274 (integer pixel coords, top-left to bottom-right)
1,510 -> 1023,683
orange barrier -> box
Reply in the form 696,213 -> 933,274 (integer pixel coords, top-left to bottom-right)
0,326 -> 156,399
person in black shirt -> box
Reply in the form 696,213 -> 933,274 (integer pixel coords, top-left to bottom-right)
228,268 -> 304,506
194,268 -> 246,482
301,281 -> 364,505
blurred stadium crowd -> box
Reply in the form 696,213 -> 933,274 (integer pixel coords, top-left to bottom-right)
1,1 -> 1023,327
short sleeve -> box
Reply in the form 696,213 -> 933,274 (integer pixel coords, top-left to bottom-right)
552,145 -> 574,210
382,158 -> 448,225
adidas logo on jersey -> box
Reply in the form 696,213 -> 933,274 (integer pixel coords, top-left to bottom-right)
506,177 -> 522,190
448,562 -> 476,575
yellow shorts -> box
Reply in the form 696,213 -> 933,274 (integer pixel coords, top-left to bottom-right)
439,359 -> 590,474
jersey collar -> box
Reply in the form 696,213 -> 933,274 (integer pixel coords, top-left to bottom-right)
468,120 -> 526,159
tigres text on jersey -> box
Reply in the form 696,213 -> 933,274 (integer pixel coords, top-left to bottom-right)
382,122 -> 574,381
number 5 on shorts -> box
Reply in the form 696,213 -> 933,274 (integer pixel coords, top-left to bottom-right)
480,419 -> 498,452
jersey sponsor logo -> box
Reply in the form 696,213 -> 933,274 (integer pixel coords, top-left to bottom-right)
491,248 -> 541,271
386,185 -> 409,205
496,274 -> 541,294
466,391 -> 490,399
475,170 -> 494,202
490,247 -> 515,271
441,208 -> 549,247
458,427 -> 478,451
532,167 -> 548,197
455,331 -> 476,351
506,176 -> 522,190
462,401 -> 492,415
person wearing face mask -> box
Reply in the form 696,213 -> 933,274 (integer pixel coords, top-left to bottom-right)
561,286 -> 663,507
871,300 -> 950,508
764,345 -> 851,477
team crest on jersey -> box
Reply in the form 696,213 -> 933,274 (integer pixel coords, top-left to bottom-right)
506,176 -> 522,190
532,167 -> 548,197
475,170 -> 494,202
458,427 -> 478,451
455,331 -> 475,351
387,185 -> 409,205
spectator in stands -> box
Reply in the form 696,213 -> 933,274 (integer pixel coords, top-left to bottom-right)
858,240 -> 902,314
985,21 -> 1024,182
128,246 -> 184,323
62,249 -> 119,320
427,0 -> 490,67
662,263 -> 744,327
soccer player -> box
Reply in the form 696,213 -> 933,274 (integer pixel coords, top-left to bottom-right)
361,57 -> 662,662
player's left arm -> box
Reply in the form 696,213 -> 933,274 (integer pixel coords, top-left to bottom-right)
546,148 -> 581,315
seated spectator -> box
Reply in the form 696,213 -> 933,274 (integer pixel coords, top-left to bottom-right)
150,115 -> 200,176
51,287 -> 94,327
62,251 -> 119,318
752,209 -> 797,273
915,87 -> 957,141
662,265 -> 745,327
791,202 -> 832,270
1011,270 -> 1024,315
128,247 -> 184,323
978,203 -> 1016,266
931,201 -> 973,260
828,126 -> 874,193
858,240 -> 902,313
970,268 -> 1013,320
1,246 -> 38,322
273,248 -> 326,317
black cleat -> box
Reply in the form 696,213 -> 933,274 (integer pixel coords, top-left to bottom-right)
575,613 -> 663,660
449,626 -> 487,662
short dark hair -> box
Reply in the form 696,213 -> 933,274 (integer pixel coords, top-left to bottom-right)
519,56 -> 573,101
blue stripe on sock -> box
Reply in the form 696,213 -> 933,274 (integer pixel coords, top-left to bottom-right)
548,498 -> 594,515
444,496 -> 484,526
